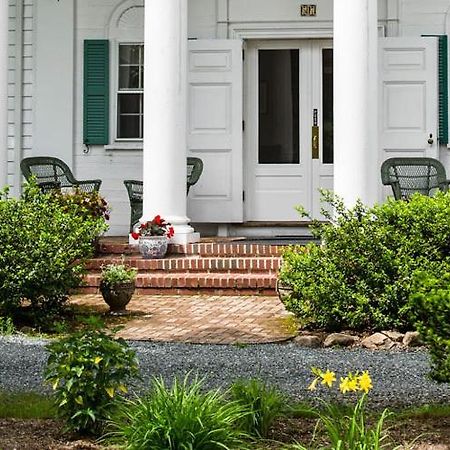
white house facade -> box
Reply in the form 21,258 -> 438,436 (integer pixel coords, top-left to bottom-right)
1,0 -> 449,240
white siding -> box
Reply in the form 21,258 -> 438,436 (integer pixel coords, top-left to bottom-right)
399,0 -> 450,36
7,0 -> 33,194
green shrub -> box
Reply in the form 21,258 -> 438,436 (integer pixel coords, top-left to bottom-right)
109,375 -> 249,450
280,191 -> 450,331
45,328 -> 139,435
230,378 -> 286,438
0,183 -> 108,315
410,269 -> 450,382
0,316 -> 15,335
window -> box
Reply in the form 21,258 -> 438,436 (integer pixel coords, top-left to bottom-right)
117,44 -> 144,140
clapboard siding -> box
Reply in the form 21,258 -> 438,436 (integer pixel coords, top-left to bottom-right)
400,0 -> 450,35
7,0 -> 33,192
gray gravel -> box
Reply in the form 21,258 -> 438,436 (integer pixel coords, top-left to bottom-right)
1,335 -> 450,409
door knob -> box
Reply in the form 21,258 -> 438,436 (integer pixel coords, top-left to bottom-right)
428,134 -> 434,145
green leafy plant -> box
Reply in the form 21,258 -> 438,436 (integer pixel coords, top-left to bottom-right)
304,368 -> 392,450
45,328 -> 139,435
280,190 -> 450,331
230,378 -> 286,438
410,269 -> 450,382
109,375 -> 249,450
0,182 -> 108,317
0,316 -> 15,335
101,264 -> 137,287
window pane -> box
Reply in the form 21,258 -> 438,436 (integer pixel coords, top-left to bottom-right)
322,49 -> 334,164
258,50 -> 300,164
118,94 -> 140,114
119,45 -> 140,64
118,94 -> 143,139
119,66 -> 140,89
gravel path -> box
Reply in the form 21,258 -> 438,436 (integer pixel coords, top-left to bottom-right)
1,335 -> 450,409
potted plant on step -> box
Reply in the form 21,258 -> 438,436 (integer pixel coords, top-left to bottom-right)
131,215 -> 175,259
99,264 -> 137,314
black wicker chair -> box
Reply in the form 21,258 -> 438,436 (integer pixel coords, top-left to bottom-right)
381,157 -> 449,200
124,157 -> 204,231
20,156 -> 102,194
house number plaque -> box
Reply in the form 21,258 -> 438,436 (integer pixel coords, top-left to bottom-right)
300,5 -> 317,17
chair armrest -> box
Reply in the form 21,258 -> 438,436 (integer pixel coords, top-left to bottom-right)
73,179 -> 102,193
38,181 -> 61,193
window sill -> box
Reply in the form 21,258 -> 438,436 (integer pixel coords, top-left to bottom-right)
105,142 -> 143,151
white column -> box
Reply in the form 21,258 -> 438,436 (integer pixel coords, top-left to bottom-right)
0,0 -> 9,188
142,0 -> 198,244
334,0 -> 378,207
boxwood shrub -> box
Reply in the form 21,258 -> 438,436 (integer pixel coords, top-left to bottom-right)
279,191 -> 450,331
0,183 -> 108,315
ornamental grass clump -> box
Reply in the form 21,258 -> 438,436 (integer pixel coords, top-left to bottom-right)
108,374 -> 249,450
301,368 -> 391,450
230,378 -> 287,438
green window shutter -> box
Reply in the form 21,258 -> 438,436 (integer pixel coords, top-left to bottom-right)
423,34 -> 449,145
84,40 -> 109,145
438,35 -> 448,145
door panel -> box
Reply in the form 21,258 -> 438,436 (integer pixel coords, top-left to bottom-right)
187,40 -> 243,222
379,37 -> 438,199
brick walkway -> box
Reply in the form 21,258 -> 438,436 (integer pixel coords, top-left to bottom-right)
70,294 -> 296,344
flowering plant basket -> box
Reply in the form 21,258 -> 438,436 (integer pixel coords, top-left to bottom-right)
131,215 -> 175,240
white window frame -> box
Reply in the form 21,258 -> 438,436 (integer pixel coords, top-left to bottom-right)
115,42 -> 144,141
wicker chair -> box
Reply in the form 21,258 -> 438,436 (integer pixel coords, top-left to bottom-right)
20,156 -> 102,194
381,157 -> 450,200
124,157 -> 204,231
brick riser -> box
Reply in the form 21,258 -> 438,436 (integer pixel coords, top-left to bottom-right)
86,256 -> 282,273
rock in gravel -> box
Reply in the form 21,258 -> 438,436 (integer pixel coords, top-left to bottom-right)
294,335 -> 322,348
361,333 -> 395,350
403,331 -> 423,347
323,333 -> 357,348
381,330 -> 405,343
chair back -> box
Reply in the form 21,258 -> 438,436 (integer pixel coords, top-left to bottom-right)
381,157 -> 448,200
187,157 -> 203,193
123,180 -> 143,231
20,156 -> 76,189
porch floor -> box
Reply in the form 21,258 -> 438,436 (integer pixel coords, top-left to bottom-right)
70,294 -> 296,345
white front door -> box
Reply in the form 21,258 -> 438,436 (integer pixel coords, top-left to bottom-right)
245,40 -> 334,221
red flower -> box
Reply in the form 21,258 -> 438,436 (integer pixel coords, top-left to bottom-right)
167,226 -> 175,238
153,215 -> 162,226
131,232 -> 140,240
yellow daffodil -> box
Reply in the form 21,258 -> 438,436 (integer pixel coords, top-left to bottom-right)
358,371 -> 373,393
340,376 -> 351,394
321,370 -> 336,388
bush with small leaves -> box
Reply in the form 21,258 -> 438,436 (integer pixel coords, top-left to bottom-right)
0,182 -> 108,317
280,190 -> 450,331
109,375 -> 249,450
410,269 -> 450,382
230,378 -> 286,438
45,328 -> 139,435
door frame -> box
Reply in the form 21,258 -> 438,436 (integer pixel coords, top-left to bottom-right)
243,38 -> 333,222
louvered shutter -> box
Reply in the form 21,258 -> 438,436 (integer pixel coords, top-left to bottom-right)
438,35 -> 448,145
83,40 -> 109,145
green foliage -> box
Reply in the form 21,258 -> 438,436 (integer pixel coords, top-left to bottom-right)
0,182 -> 108,316
101,264 -> 137,287
280,191 -> 450,331
410,269 -> 450,382
45,328 -> 139,435
109,375 -> 249,450
0,316 -> 15,335
230,378 -> 286,438
0,391 -> 56,419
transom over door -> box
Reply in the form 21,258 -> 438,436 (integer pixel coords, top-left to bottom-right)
245,40 -> 334,221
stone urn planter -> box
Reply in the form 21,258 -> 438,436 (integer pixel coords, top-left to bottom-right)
100,264 -> 137,314
138,235 -> 169,259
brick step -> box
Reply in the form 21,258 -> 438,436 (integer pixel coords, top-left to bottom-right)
86,255 -> 282,273
82,272 -> 277,295
97,241 -> 285,257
